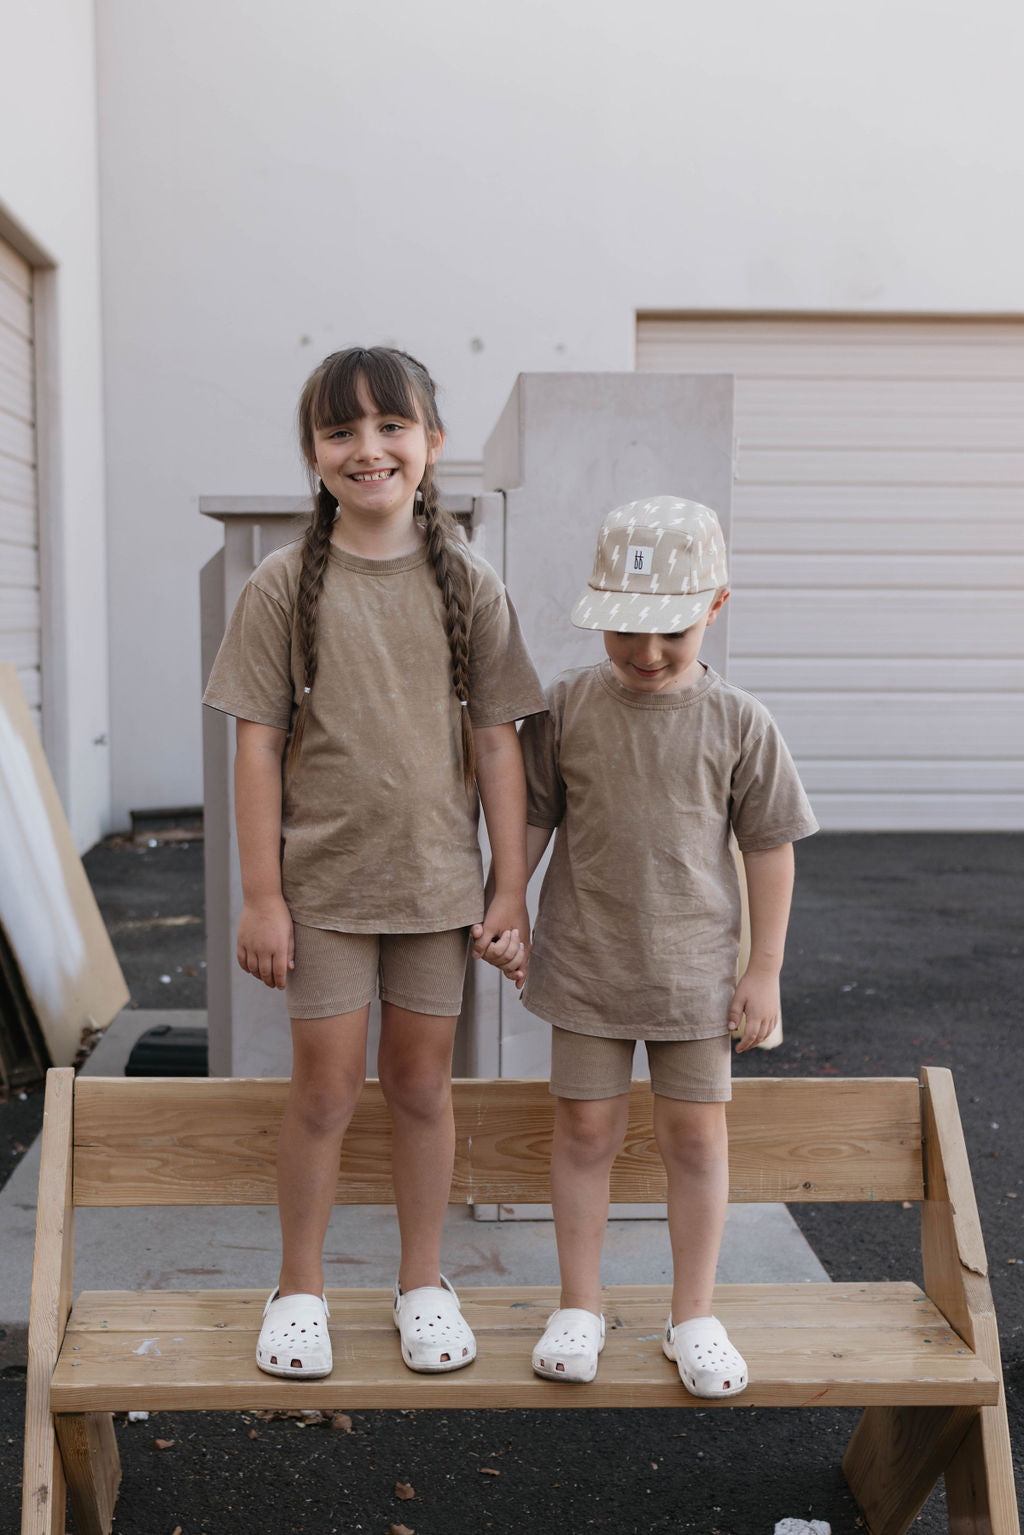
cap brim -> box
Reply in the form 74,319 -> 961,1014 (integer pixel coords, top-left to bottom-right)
570,585 -> 717,633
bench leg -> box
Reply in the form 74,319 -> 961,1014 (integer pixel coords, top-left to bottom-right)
842,1403 -> 976,1535
53,1414 -> 121,1535
944,1406 -> 1021,1535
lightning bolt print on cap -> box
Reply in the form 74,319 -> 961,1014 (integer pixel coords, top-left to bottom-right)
570,497 -> 728,634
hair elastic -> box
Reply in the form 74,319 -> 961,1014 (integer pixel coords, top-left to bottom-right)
460,699 -> 469,707
304,686 -> 311,695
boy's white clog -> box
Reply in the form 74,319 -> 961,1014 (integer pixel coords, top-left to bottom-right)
663,1314 -> 748,1397
392,1274 -> 477,1372
256,1288 -> 332,1378
532,1307 -> 606,1382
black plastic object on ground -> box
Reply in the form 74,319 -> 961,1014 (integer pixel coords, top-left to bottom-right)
125,1024 -> 208,1077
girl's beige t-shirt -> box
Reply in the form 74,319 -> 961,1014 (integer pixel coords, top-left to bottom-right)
519,661 -> 819,1040
203,537 -> 547,933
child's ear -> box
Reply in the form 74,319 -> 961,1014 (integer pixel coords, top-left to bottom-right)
427,428 -> 445,465
705,588 -> 730,626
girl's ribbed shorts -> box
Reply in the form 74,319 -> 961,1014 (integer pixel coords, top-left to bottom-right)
286,923 -> 471,1020
549,1026 -> 732,1102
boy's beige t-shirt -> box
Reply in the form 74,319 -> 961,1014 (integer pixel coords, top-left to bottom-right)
203,537 -> 547,933
519,661 -> 819,1040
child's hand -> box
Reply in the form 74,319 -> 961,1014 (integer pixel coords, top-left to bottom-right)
237,898 -> 294,990
728,966 -> 781,1052
470,924 -> 528,987
471,896 -> 530,989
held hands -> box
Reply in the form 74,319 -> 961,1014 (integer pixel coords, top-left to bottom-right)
237,897 -> 295,990
728,965 -> 781,1053
470,895 -> 530,990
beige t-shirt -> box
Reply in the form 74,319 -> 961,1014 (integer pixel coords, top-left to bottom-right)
203,537 -> 547,933
519,661 -> 819,1040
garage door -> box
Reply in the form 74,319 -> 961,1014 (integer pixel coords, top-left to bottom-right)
637,316 -> 1024,830
0,238 -> 40,734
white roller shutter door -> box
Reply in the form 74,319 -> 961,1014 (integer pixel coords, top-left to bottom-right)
0,239 -> 40,733
637,317 -> 1024,830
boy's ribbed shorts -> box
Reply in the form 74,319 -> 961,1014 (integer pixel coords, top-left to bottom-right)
286,923 -> 471,1020
549,1026 -> 732,1102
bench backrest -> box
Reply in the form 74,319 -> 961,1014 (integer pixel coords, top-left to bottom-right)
67,1075 -> 925,1207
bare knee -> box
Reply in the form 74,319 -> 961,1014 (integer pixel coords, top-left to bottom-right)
556,1097 -> 626,1165
655,1101 -> 727,1175
379,1060 -> 452,1122
285,1072 -> 363,1138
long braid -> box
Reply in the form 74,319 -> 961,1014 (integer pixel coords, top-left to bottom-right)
286,480 -> 337,770
420,471 -> 476,789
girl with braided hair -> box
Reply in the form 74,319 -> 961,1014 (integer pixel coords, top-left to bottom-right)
203,346 -> 546,1378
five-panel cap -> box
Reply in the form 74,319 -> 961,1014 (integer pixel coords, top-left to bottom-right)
570,496 -> 728,633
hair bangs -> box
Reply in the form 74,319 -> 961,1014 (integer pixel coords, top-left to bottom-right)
311,347 -> 421,431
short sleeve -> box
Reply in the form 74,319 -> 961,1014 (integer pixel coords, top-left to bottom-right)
729,719 -> 819,852
466,583 -> 547,729
202,578 -> 295,731
520,705 -> 565,829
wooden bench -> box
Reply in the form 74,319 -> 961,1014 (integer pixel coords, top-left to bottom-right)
21,1067 -> 1018,1535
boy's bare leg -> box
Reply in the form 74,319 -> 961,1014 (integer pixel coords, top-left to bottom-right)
277,1007 -> 371,1297
377,1002 -> 459,1293
550,1094 -> 630,1313
654,1097 -> 730,1322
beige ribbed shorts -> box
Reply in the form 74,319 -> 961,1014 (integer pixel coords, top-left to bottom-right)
286,923 -> 471,1020
549,1026 -> 732,1103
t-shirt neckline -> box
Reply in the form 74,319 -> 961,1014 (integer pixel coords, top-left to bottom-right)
327,542 -> 430,574
596,658 -> 719,708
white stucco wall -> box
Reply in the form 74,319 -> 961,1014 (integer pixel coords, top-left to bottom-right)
0,0 -> 109,850
93,0 -> 1024,821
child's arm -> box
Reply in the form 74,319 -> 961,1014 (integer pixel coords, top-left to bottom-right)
473,822 -> 553,986
728,842 -> 794,1053
234,718 -> 294,989
472,719 -> 531,954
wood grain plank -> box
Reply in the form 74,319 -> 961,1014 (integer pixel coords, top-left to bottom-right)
53,1414 -> 120,1535
72,1077 -> 924,1207
65,1282 -> 944,1333
22,1068 -> 74,1535
921,1067 -> 1020,1534
49,1283 -> 997,1414
842,1402 -> 977,1535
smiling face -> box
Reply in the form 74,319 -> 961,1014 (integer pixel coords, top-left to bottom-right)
312,375 -> 442,537
602,591 -> 729,693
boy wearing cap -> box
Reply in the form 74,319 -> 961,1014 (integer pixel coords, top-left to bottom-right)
474,497 -> 817,1397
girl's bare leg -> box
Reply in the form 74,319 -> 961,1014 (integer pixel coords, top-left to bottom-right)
276,1007 -> 370,1297
377,1003 -> 459,1293
550,1095 -> 630,1314
654,1097 -> 729,1322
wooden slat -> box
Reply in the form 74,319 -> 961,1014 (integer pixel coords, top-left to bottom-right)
71,1077 -> 925,1208
920,1067 -> 1019,1533
49,1283 -> 996,1414
842,1402 -> 978,1535
22,1068 -> 74,1535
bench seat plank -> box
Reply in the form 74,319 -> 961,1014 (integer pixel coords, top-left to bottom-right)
51,1285 -> 997,1413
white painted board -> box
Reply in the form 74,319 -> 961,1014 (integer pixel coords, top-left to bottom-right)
0,664 -> 128,1063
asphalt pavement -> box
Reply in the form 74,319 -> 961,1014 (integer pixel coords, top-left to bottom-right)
0,831 -> 1020,1535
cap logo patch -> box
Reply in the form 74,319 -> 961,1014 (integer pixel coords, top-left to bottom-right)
626,544 -> 655,576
